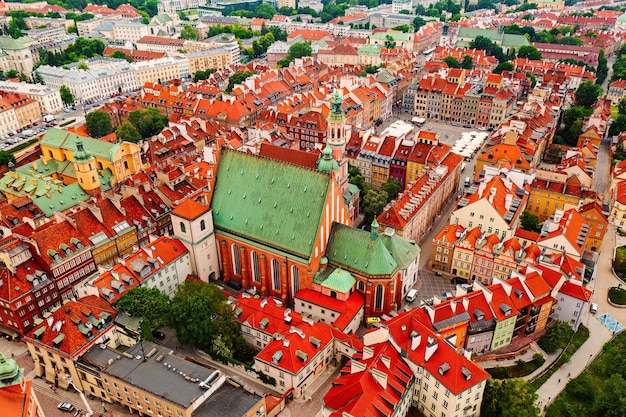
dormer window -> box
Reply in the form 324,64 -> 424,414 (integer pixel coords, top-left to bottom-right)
60,243 -> 72,256
47,249 -> 61,262
71,237 -> 84,250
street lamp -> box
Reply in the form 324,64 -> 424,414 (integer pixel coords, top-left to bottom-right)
65,374 -> 93,417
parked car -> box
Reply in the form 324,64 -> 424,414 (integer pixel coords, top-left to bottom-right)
405,288 -> 419,303
152,330 -> 165,340
58,402 -> 75,412
590,303 -> 598,314
442,292 -> 453,299
451,277 -> 469,285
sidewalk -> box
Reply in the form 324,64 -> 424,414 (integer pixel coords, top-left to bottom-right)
534,315 -> 614,412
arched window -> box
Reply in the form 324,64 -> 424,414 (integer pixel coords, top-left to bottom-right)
251,251 -> 260,282
271,259 -> 280,291
291,266 -> 299,295
200,219 -> 206,231
180,222 -> 186,233
357,281 -> 365,291
232,244 -> 241,275
375,285 -> 384,310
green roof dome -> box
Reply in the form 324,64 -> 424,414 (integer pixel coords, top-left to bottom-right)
0,352 -> 19,383
73,140 -> 92,162
317,145 -> 338,174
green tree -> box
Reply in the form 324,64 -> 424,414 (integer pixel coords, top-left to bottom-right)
225,69 -> 254,93
59,84 -> 74,105
85,110 -> 112,138
413,16 -> 426,31
5,69 -> 18,79
127,107 -> 169,138
169,281 -> 251,361
520,211 -> 542,233
575,81 -> 603,109
609,114 -> 626,136
537,320 -> 573,353
0,150 -> 16,167
363,188 -> 388,224
255,4 -> 276,19
469,35 -> 505,62
7,19 -> 23,39
348,164 -> 369,205
77,62 -> 89,70
461,54 -> 473,69
111,50 -> 132,62
288,42 -> 312,59
115,287 -> 171,331
443,56 -> 461,68
180,24 -> 199,40
384,35 -> 396,49
597,49 -> 608,85
618,98 -> 626,116
481,378 -> 540,417
493,61 -> 514,74
517,45 -> 542,60
391,24 -> 409,33
381,178 -> 402,203
593,374 -> 626,417
115,121 -> 142,143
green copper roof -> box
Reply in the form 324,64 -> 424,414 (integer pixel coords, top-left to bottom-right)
456,27 -> 528,48
0,37 -> 27,50
211,149 -> 332,259
370,32 -> 410,41
317,146 -> 338,174
41,128 -> 121,162
326,223 -> 397,277
33,182 -> 91,217
501,34 -> 530,47
381,232 -> 420,270
358,44 -> 381,57
313,266 -> 356,293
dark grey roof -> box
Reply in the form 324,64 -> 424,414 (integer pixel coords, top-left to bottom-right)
432,311 -> 471,332
82,342 -> 216,408
194,381 -> 262,417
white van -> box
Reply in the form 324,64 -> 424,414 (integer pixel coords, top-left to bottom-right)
590,303 -> 598,314
405,288 -> 418,303
43,114 -> 55,122
464,177 -> 471,187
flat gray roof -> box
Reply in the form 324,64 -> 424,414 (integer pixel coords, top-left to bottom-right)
194,381 -> 262,417
82,342 -> 216,408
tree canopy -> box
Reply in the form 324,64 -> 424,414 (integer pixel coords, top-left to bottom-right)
493,61 -> 514,74
85,110 -> 112,138
538,320 -> 573,353
469,35 -> 505,62
481,378 -> 540,417
0,150 -> 16,167
517,45 -> 542,60
180,24 -> 199,40
115,287 -> 170,331
127,107 -> 169,138
59,85 -> 74,105
520,211 -> 542,233
115,121 -> 142,144
169,281 -> 251,361
575,81 -> 603,109
363,188 -> 388,224
225,70 -> 254,93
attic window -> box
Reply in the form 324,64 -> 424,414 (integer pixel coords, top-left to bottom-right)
438,362 -> 450,375
71,237 -> 83,249
295,350 -> 308,362
473,309 -> 485,321
461,366 -> 472,381
234,307 -> 243,318
309,336 -> 321,348
499,303 -> 512,316
259,318 -> 269,329
272,350 -> 283,364
33,326 -> 45,339
52,333 -> 65,347
47,250 -> 61,262
59,243 -> 72,256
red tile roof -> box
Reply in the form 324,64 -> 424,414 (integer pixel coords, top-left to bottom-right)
259,143 -> 319,170
171,198 -> 209,221
23,296 -> 117,358
294,289 -> 364,332
559,281 -> 592,302
323,341 -> 412,416
382,308 -> 489,394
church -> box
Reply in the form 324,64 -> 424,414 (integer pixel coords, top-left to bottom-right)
210,92 -> 420,316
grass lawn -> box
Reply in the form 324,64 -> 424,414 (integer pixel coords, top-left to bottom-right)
545,331 -> 626,417
608,286 -> 626,305
612,105 -> 619,119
